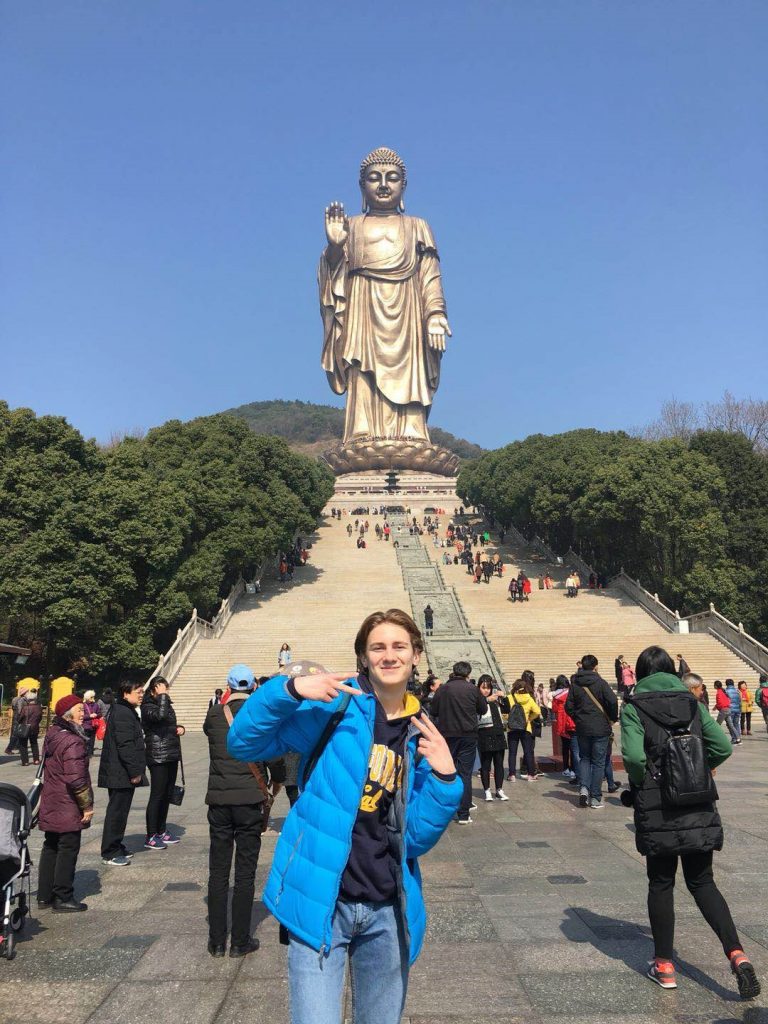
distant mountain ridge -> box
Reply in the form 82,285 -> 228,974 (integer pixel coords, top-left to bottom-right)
224,399 -> 485,461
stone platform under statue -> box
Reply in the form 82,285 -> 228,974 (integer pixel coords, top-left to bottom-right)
321,435 -> 459,476
331,468 -> 459,506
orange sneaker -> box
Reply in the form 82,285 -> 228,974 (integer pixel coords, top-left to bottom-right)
647,959 -> 677,989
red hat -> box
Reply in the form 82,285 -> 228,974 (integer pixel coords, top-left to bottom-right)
55,693 -> 83,718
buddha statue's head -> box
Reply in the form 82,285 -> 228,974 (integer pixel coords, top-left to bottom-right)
359,147 -> 406,214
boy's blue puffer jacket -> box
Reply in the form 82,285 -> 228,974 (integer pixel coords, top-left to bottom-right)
227,674 -> 462,964
726,685 -> 741,714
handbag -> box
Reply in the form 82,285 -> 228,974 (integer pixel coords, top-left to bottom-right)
169,752 -> 185,806
222,704 -> 273,832
95,716 -> 107,741
16,720 -> 30,741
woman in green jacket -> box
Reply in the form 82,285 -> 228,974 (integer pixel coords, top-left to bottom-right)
621,646 -> 760,1001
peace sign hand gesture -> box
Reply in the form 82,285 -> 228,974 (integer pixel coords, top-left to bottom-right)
410,714 -> 455,775
293,672 -> 359,703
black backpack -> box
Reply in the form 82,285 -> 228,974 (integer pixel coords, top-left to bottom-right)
507,696 -> 527,732
634,699 -> 717,807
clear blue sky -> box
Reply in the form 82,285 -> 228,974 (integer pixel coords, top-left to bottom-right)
2,1 -> 767,448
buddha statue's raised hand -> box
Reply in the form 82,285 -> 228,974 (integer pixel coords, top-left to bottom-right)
325,201 -> 349,250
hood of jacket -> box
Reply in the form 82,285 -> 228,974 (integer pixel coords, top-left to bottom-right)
630,673 -> 697,729
46,715 -> 87,750
573,669 -> 604,689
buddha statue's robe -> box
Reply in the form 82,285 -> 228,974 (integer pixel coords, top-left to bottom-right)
319,213 -> 447,443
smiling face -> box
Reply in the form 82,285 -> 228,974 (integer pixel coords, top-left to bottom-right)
363,621 -> 419,690
360,164 -> 405,214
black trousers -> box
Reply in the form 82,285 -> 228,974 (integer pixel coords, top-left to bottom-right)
18,732 -> 40,765
285,785 -> 300,808
646,851 -> 742,960
101,787 -> 136,858
38,830 -> 81,903
207,803 -> 263,947
507,729 -> 535,776
480,748 -> 505,792
446,736 -> 477,820
146,761 -> 178,837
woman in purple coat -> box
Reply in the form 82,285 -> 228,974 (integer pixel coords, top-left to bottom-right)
37,694 -> 95,912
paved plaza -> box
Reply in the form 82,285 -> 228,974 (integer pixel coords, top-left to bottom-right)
1,728 -> 767,1024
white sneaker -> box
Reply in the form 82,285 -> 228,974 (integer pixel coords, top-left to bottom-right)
484,789 -> 494,802
519,773 -> 529,780
457,816 -> 473,825
469,802 -> 477,810
495,790 -> 509,801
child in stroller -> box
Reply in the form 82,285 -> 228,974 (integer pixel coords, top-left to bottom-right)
0,773 -> 41,960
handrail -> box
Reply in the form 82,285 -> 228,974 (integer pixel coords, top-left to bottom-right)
530,535 -> 559,564
564,548 -> 597,581
610,571 -> 679,631
684,605 -> 768,675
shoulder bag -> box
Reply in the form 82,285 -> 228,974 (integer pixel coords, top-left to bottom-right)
169,750 -> 185,806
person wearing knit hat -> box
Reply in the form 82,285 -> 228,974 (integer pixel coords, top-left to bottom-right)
37,692 -> 93,912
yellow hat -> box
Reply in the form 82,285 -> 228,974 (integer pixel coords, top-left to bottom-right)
17,677 -> 40,693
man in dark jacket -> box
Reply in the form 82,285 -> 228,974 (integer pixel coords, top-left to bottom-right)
565,655 -> 618,810
203,663 -> 269,958
431,661 -> 487,824
98,680 -> 146,866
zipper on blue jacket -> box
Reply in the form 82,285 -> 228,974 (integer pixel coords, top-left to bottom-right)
321,694 -> 376,954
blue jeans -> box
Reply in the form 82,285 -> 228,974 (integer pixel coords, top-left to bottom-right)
569,734 -> 581,773
577,733 -> 610,800
289,898 -> 408,1024
730,711 -> 742,739
604,745 -> 615,787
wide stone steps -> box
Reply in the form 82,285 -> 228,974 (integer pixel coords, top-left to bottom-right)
171,516 -> 411,729
426,528 -> 760,688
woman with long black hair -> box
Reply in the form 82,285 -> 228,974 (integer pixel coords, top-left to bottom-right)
476,675 -> 509,801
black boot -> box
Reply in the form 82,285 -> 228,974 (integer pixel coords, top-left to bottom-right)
229,937 -> 259,958
52,899 -> 88,913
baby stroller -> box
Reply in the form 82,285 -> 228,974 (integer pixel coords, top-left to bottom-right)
0,774 -> 41,960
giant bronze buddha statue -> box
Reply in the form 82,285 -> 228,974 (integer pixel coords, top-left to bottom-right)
319,147 -> 458,475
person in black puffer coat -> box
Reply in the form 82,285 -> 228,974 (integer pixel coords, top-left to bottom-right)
98,680 -> 147,865
141,676 -> 185,851
621,646 -> 760,1001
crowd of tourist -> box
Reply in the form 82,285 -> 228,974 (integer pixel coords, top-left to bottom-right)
4,587 -> 766,1012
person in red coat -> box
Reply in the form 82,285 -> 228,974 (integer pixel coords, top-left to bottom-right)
37,694 -> 94,912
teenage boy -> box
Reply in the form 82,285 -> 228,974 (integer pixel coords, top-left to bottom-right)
228,609 -> 461,1024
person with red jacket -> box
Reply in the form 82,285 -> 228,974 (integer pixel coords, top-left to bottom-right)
713,680 -> 738,742
551,675 -> 579,780
37,694 -> 95,912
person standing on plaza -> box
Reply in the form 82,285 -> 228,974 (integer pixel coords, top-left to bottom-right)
431,660 -> 487,823
737,681 -> 753,736
621,646 -> 760,1000
37,694 -> 95,912
756,675 -> 768,732
81,690 -> 103,758
713,681 -> 738,742
551,675 -> 578,779
566,655 -> 618,809
476,675 -> 509,801
141,676 -> 185,851
98,680 -> 147,866
17,688 -> 43,766
203,664 -> 267,958
505,678 -> 541,781
724,679 -> 742,742
227,609 -> 461,1024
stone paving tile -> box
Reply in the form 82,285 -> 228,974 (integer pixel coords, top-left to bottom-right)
0,947 -> 144,982
126,933 -> 242,980
90,979 -> 230,1024
0,981 -> 116,1024
518,968 -> 729,1016
404,942 -> 533,1016
213,979 -> 290,1024
424,898 -> 500,942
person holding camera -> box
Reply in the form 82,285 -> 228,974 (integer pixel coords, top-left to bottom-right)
141,675 -> 185,851
621,646 -> 760,1000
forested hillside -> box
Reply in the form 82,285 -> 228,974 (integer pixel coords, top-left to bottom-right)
458,429 -> 768,639
0,403 -> 334,681
225,399 -> 485,461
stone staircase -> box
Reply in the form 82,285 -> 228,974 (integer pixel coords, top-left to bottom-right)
424,522 -> 761,688
170,515 -> 411,729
